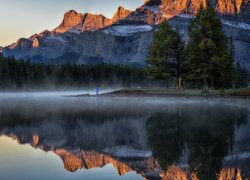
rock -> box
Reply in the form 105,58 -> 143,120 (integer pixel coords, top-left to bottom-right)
54,6 -> 132,34
54,10 -> 85,33
112,6 -> 132,23
32,38 -> 40,48
55,149 -> 83,172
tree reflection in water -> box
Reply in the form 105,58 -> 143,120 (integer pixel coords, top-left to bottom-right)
146,104 -> 248,180
0,99 -> 249,179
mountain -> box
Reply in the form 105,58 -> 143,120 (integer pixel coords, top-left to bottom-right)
54,6 -> 132,33
2,0 -> 250,70
3,6 -> 155,65
0,46 -> 3,54
125,0 -> 250,24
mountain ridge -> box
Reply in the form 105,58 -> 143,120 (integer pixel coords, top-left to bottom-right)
5,0 -> 250,48
2,0 -> 250,70
54,6 -> 132,33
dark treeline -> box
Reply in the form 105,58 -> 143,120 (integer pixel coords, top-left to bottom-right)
0,55 -> 151,90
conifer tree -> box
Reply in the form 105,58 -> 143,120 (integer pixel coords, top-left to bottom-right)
185,6 -> 234,89
146,21 -> 185,89
233,61 -> 248,88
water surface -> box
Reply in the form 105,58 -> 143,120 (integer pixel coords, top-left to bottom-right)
0,92 -> 250,180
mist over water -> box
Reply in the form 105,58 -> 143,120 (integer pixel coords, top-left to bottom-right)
0,93 -> 250,180
0,89 -> 117,98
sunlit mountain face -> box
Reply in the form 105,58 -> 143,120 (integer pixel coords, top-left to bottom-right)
0,96 -> 250,180
2,0 -> 250,71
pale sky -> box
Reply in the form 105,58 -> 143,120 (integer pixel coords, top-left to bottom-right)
0,0 -> 144,46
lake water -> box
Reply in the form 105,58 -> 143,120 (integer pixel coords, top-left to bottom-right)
0,92 -> 250,180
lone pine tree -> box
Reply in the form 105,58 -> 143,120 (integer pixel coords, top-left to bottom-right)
185,6 -> 234,89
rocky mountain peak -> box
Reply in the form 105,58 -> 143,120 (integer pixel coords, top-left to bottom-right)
54,6 -> 133,33
112,6 -> 132,23
38,30 -> 52,38
54,149 -> 133,175
117,6 -> 131,14
82,13 -> 111,31
144,0 -> 250,17
15,38 -> 32,49
29,30 -> 52,41
55,1 -> 219,34
63,10 -> 83,25
54,149 -> 83,172
54,10 -> 84,33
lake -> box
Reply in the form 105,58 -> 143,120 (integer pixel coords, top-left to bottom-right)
0,92 -> 250,180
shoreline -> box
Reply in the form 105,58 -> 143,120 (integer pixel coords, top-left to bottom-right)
71,88 -> 250,99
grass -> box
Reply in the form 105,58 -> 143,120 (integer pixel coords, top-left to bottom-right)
104,88 -> 250,98
225,88 -> 250,97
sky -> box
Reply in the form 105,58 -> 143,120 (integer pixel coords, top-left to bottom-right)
0,0 -> 144,47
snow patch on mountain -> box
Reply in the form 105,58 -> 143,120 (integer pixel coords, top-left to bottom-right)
68,28 -> 81,34
177,13 -> 194,19
224,151 -> 250,161
143,5 -> 161,14
8,43 -> 18,49
102,25 -> 153,36
103,146 -> 152,158
45,36 -> 66,43
222,20 -> 250,30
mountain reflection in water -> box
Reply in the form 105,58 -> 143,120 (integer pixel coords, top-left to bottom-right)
0,96 -> 249,180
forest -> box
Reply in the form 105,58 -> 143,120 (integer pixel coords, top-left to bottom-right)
0,56 -> 149,90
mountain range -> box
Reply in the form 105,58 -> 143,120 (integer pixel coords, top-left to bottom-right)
2,0 -> 250,70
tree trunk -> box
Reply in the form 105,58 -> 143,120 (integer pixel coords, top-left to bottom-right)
176,76 -> 183,90
211,77 -> 215,90
203,76 -> 208,90
175,42 -> 183,90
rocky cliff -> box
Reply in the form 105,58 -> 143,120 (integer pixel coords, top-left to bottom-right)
2,0 -> 250,70
112,6 -> 133,23
54,6 -> 131,33
126,0 -> 250,24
